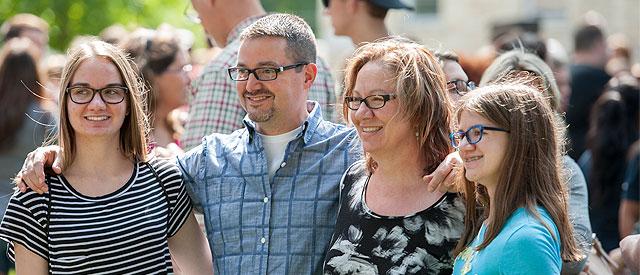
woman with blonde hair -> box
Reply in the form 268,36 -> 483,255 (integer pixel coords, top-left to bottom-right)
0,40 -> 212,274
451,83 -> 582,274
323,37 -> 465,274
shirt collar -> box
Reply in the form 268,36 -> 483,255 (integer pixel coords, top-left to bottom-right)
225,15 -> 266,46
243,101 -> 324,145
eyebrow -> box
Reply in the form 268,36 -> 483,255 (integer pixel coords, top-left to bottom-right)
351,89 -> 392,97
235,61 -> 280,68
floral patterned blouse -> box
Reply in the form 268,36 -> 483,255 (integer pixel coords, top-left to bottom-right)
323,161 -> 466,275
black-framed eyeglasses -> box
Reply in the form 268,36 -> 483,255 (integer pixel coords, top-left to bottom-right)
227,63 -> 307,81
66,85 -> 128,104
450,124 -> 509,148
344,94 -> 397,110
447,80 -> 476,96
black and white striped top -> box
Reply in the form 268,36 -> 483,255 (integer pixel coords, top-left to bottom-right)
0,158 -> 192,274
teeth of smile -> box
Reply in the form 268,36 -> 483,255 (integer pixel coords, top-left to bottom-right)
86,116 -> 108,121
248,95 -> 268,100
466,156 -> 482,161
362,127 -> 381,132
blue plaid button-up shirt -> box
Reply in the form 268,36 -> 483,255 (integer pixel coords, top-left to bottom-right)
178,102 -> 361,274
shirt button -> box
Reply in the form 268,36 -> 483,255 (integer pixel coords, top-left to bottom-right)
260,237 -> 266,244
280,162 -> 286,168
263,197 -> 269,203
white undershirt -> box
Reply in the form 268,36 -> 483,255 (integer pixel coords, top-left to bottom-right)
257,125 -> 304,179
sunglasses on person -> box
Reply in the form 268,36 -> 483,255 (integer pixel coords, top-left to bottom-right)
449,124 -> 509,148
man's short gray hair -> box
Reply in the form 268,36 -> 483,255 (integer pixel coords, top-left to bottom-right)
240,13 -> 316,64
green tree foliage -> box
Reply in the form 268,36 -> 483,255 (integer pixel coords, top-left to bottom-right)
0,0 -> 318,52
0,0 -> 204,51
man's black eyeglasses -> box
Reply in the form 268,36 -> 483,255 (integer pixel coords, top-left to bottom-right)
344,94 -> 397,110
66,85 -> 128,104
228,63 -> 307,81
450,124 -> 509,148
447,80 -> 476,96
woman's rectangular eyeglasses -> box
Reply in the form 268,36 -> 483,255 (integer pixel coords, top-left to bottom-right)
344,94 -> 397,110
450,124 -> 509,148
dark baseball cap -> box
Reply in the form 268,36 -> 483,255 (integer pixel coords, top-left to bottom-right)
322,0 -> 414,10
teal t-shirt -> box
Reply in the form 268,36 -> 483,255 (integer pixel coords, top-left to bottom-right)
452,207 -> 562,275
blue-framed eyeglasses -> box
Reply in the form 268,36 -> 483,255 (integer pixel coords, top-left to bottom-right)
450,124 -> 509,148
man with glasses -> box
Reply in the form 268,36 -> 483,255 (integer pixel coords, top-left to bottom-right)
181,0 -> 336,150
175,14 -> 362,274
435,50 -> 475,104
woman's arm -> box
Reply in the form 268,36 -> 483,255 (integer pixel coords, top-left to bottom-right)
15,243 -> 48,275
168,211 -> 213,274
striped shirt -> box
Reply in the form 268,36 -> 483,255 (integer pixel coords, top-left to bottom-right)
0,158 -> 192,274
180,15 -> 337,150
178,101 -> 362,274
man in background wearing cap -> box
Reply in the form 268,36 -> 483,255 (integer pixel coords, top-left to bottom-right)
323,0 -> 413,45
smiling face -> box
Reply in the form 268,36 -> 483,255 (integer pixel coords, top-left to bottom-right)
350,61 -> 414,156
66,57 -> 127,140
235,37 -> 313,135
457,110 -> 509,188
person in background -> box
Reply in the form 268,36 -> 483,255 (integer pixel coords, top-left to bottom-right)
0,37 -> 53,275
323,0 -> 413,46
480,50 -> 592,273
41,53 -> 67,115
182,0 -> 336,149
546,38 -> 572,113
579,79 -> 639,252
435,50 -> 475,104
0,40 -> 212,274
451,83 -> 582,274
619,141 -> 639,239
0,13 -> 49,61
323,38 -> 464,274
121,27 -> 191,155
566,24 -> 611,160
98,24 -> 129,46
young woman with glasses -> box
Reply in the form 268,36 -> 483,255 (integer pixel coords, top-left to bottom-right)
323,37 -> 465,274
480,50 -> 592,273
0,40 -> 212,274
451,83 -> 582,274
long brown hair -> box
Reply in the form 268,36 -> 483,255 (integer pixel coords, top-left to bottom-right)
453,83 -> 582,262
55,40 -> 149,168
342,37 -> 452,173
0,38 -> 43,151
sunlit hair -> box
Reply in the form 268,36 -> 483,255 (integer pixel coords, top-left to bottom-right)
54,40 -> 149,168
453,83 -> 582,262
0,38 -> 43,151
240,13 -> 316,64
342,37 -> 452,173
480,50 -> 560,111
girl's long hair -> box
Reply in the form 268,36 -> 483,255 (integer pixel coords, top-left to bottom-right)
453,83 -> 582,262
